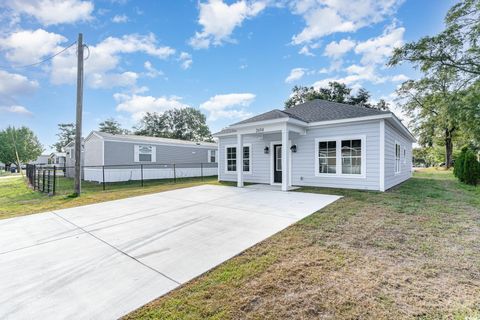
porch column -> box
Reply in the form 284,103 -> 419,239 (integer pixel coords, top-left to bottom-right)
237,133 -> 244,187
281,125 -> 289,191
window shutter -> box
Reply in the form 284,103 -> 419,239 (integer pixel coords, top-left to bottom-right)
208,150 -> 212,163
151,146 -> 156,162
134,145 -> 139,162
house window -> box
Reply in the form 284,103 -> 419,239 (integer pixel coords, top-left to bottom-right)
225,145 -> 251,173
403,147 -> 407,164
395,143 -> 401,173
318,141 -> 336,174
208,150 -> 217,163
243,146 -> 250,172
276,146 -> 282,171
341,139 -> 362,175
138,145 -> 153,162
226,147 -> 236,172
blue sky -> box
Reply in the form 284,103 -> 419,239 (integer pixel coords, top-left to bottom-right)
0,0 -> 455,152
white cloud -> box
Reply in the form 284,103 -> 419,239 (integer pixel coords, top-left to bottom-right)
0,70 -> 39,99
290,0 -> 403,45
114,93 -> 190,120
200,93 -> 255,121
0,105 -> 33,116
143,61 -> 163,78
324,38 -> 356,58
189,0 -> 266,49
391,74 -> 408,82
51,33 -> 175,88
112,14 -> 128,23
6,0 -> 94,25
0,29 -> 67,65
354,25 -> 405,65
89,72 -> 138,89
0,70 -> 38,115
285,68 -> 307,83
178,52 -> 193,69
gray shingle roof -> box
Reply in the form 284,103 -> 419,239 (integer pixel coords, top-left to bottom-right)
93,131 -> 217,147
231,99 -> 390,126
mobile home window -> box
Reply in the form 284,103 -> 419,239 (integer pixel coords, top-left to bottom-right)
395,143 -> 401,173
139,145 -> 153,162
209,150 -> 217,163
226,147 -> 236,172
403,147 -> 406,164
341,139 -> 362,175
318,141 -> 336,174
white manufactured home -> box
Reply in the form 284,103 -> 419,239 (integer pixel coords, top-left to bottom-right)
213,99 -> 415,192
82,131 -> 218,182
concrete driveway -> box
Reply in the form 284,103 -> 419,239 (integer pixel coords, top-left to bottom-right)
0,185 -> 340,319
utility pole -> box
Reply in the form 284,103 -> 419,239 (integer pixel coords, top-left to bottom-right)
74,33 -> 84,196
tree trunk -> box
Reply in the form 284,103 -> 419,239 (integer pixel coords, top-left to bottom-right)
445,129 -> 453,169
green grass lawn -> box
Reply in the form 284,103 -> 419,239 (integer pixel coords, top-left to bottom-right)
124,169 -> 480,320
0,176 -> 219,220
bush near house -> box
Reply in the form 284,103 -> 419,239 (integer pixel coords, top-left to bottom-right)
454,147 -> 480,186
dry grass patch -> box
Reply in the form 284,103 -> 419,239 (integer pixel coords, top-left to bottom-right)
126,170 -> 480,319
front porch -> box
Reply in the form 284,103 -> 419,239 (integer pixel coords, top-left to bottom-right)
219,120 -> 307,192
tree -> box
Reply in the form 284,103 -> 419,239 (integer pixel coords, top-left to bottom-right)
0,126 -> 43,172
395,68 -> 468,168
462,149 -> 480,185
99,118 -> 129,135
134,108 -> 213,141
389,0 -> 480,77
284,82 -> 388,110
52,123 -> 75,152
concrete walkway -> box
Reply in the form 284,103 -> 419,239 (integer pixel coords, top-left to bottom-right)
0,185 -> 340,319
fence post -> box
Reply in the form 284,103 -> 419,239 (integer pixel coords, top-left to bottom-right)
33,165 -> 36,190
47,170 -> 51,194
173,163 -> 176,183
53,166 -> 56,195
201,163 -> 203,181
42,170 -> 46,192
102,165 -> 105,191
141,164 -> 144,187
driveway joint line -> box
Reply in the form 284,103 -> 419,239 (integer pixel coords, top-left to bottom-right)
51,211 -> 181,285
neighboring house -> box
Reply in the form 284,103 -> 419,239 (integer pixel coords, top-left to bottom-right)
213,99 -> 415,192
30,154 -> 50,165
64,139 -> 84,178
83,131 -> 218,182
48,152 -> 66,166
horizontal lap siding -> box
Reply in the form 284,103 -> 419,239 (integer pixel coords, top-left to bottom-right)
291,121 -> 380,191
104,141 -> 216,166
84,135 -> 103,166
218,134 -> 280,183
384,121 -> 412,190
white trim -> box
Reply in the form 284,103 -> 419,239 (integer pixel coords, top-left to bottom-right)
102,139 -> 105,166
314,135 -> 367,179
216,112 -> 416,142
102,138 -> 217,149
394,140 -> 401,174
224,143 -> 252,174
379,119 -> 385,192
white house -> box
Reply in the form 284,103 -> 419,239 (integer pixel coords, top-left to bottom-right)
48,152 -> 66,166
213,99 -> 416,192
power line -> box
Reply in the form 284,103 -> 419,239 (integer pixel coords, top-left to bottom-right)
0,41 -> 78,70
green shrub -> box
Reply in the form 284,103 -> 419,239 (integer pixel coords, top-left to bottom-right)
453,147 -> 467,181
461,149 -> 480,186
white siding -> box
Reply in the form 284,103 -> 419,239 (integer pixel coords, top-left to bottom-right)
292,121 -> 380,190
384,121 -> 412,189
218,121 -> 381,190
218,133 -> 280,183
